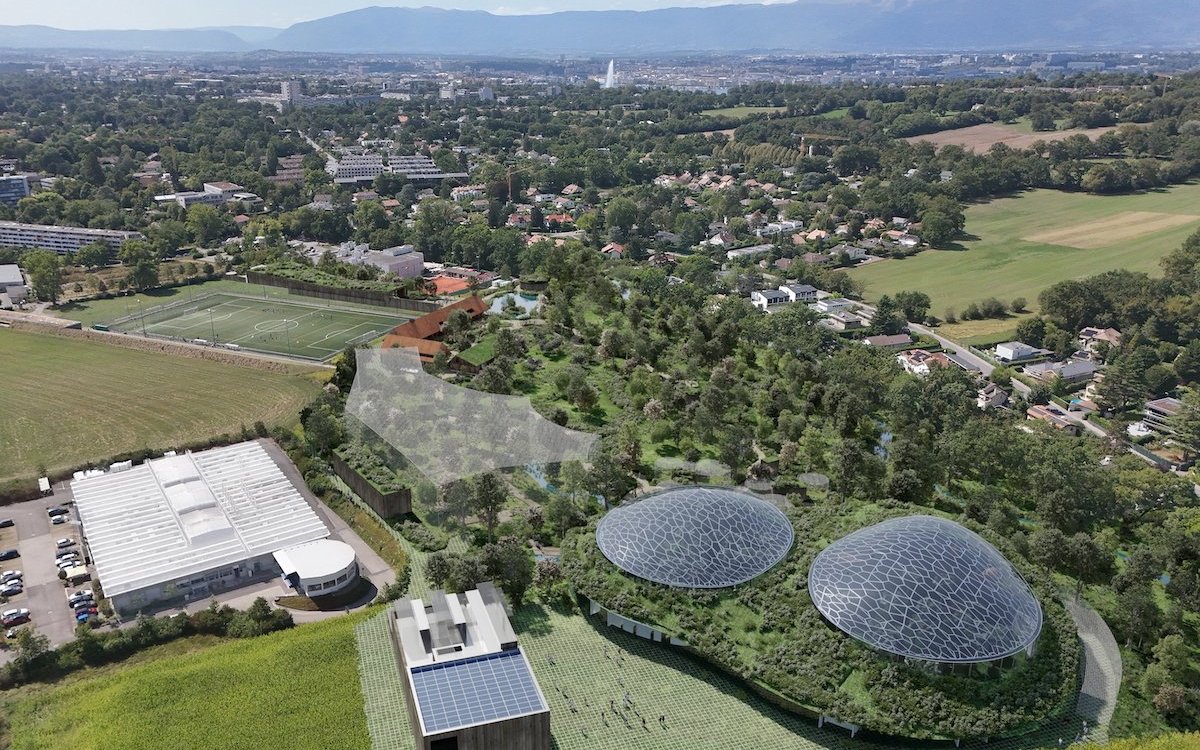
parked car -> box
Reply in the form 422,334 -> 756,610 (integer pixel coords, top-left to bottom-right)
74,606 -> 98,617
67,590 -> 93,606
2,608 -> 30,626
46,507 -> 68,518
51,515 -> 68,525
0,550 -> 18,561
55,557 -> 80,569
0,570 -> 20,582
55,549 -> 78,560
55,538 -> 76,549
0,583 -> 22,597
0,519 -> 13,528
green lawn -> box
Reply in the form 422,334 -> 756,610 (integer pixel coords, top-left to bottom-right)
701,105 -> 786,118
459,332 -> 498,367
0,328 -> 323,482
851,184 -> 1200,338
4,616 -> 371,750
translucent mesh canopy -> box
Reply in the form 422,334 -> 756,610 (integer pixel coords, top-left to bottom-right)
596,487 -> 794,588
808,515 -> 1043,664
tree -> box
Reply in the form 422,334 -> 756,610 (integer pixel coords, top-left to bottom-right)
118,240 -> 160,292
1029,107 -> 1058,132
894,290 -> 932,323
1171,388 -> 1200,454
80,150 -> 105,186
472,472 -> 507,540
22,249 -> 62,303
75,240 -> 111,270
12,625 -> 50,673
870,295 -> 906,335
605,197 -> 637,235
480,537 -> 535,606
302,404 -> 343,455
1175,342 -> 1200,385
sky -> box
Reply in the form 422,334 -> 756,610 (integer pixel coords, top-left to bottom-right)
2,0 -> 808,30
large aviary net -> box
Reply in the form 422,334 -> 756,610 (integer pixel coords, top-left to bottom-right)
345,347 -> 597,486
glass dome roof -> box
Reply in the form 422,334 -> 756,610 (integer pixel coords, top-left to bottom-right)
808,515 -> 1043,664
596,487 -> 794,588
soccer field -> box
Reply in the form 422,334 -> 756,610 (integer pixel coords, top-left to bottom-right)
112,293 -> 414,361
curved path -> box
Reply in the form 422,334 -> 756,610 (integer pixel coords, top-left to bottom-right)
1064,597 -> 1123,743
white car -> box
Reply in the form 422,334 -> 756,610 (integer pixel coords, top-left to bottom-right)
68,590 -> 94,606
0,570 -> 20,582
51,515 -> 68,525
55,557 -> 80,569
56,538 -> 76,548
2,607 -> 29,620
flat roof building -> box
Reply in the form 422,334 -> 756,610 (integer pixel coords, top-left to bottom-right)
274,539 -> 359,598
71,440 -> 330,616
0,263 -> 25,306
0,221 -> 143,256
0,175 -> 30,208
389,583 -> 550,750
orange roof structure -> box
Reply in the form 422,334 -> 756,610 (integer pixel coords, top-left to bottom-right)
380,295 -> 487,362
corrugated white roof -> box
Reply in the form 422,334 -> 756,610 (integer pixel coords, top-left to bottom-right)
71,441 -> 328,597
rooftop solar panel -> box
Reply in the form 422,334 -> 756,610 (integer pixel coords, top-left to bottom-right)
410,650 -> 547,735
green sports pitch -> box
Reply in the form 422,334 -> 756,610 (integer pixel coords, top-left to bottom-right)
111,293 -> 415,360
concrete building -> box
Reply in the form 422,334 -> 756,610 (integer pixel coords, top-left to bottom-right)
779,283 -> 819,303
0,221 -> 143,256
365,245 -> 425,279
995,341 -> 1047,363
389,583 -> 551,750
725,243 -> 774,261
329,154 -> 388,185
0,263 -> 26,306
0,175 -> 30,207
70,440 -> 330,616
750,289 -> 788,311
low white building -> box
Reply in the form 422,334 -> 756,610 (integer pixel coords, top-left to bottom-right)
274,539 -> 358,597
0,263 -> 26,305
995,341 -> 1046,363
750,289 -> 789,311
779,283 -> 819,303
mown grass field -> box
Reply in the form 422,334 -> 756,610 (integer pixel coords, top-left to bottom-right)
701,105 -> 786,118
0,328 -> 323,482
4,617 -> 371,750
851,184 -> 1200,339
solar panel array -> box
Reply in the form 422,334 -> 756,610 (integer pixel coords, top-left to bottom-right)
410,650 -> 547,734
808,515 -> 1043,664
595,487 -> 794,589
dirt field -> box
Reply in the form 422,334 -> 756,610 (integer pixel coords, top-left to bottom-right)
904,123 -> 1118,152
1024,211 -> 1200,249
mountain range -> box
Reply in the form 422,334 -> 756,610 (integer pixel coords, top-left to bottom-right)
1,1 -> 1198,55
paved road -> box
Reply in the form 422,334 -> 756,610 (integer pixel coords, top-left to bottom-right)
1065,597 -> 1122,742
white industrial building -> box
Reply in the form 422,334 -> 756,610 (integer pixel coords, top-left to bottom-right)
0,221 -> 143,256
71,440 -> 333,616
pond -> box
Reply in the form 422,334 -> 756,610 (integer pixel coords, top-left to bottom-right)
489,293 -> 540,315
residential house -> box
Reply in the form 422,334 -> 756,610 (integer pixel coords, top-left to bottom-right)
825,311 -> 865,331
726,244 -> 774,261
865,334 -> 915,350
977,382 -> 1009,410
897,349 -> 951,376
1027,404 -> 1081,435
1023,359 -> 1100,386
1079,327 -> 1122,355
814,297 -> 856,314
600,242 -> 626,260
779,283 -> 819,303
750,289 -> 789,311
561,184 -> 582,195
827,243 -> 869,262
995,341 -> 1048,363
1144,397 -> 1182,435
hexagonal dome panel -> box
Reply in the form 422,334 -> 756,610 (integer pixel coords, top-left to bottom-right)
808,515 -> 1043,664
596,487 -> 794,588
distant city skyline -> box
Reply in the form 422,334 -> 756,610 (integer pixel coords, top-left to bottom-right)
1,0 -> 810,31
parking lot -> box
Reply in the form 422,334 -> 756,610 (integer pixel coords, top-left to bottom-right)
0,492 -> 93,665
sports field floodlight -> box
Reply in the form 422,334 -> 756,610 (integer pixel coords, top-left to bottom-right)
344,347 -> 597,486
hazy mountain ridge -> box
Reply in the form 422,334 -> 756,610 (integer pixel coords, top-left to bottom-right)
0,1 -> 1197,54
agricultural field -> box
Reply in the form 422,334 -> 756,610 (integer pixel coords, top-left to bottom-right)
903,122 -> 1119,152
850,184 -> 1200,339
0,327 -> 323,482
110,292 -> 413,360
701,105 -> 786,118
3,616 -> 371,750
